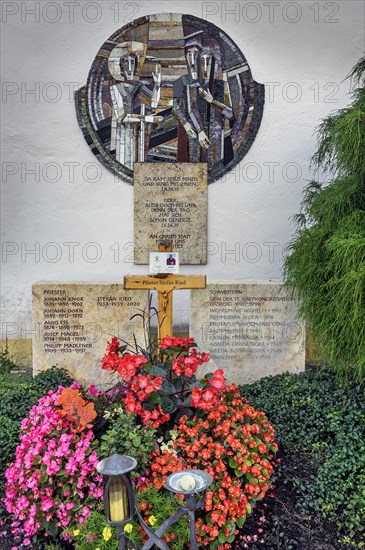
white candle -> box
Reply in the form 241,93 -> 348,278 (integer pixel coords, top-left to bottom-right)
180,474 -> 196,492
109,477 -> 128,522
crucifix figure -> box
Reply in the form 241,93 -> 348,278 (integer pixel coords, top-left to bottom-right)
124,242 -> 206,340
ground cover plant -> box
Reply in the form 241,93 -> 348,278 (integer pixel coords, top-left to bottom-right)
237,368 -> 365,548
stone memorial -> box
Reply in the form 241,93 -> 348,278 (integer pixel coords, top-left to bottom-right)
190,281 -> 305,385
134,163 -> 208,264
32,282 -> 148,388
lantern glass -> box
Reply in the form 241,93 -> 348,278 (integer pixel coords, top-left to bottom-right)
97,454 -> 137,526
108,476 -> 130,523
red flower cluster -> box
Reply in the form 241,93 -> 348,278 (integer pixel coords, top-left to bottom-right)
101,350 -> 147,382
191,369 -> 227,409
122,393 -> 170,429
106,336 -> 120,353
160,336 -> 195,349
101,336 -> 214,430
130,374 -> 163,401
140,405 -> 170,429
172,348 -> 210,377
147,449 -> 184,489
146,385 -> 277,548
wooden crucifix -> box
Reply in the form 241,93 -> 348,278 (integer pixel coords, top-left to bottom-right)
124,242 -> 206,340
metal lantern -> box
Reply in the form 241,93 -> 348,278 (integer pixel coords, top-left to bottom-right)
164,470 -> 213,550
97,454 -> 137,527
97,454 -> 213,550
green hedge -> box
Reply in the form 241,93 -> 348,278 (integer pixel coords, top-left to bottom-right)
239,368 -> 365,538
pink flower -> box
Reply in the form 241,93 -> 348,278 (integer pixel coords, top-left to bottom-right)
41,497 -> 55,512
5,386 -> 102,542
87,384 -> 101,397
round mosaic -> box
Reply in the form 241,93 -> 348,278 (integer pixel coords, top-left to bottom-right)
75,13 -> 265,184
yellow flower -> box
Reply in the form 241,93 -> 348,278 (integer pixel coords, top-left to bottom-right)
73,529 -> 80,537
103,526 -> 112,541
124,523 -> 133,533
148,515 -> 157,526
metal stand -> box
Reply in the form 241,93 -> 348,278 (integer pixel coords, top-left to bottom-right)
120,492 -> 205,550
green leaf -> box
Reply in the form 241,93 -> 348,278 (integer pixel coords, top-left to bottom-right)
46,521 -> 58,538
40,472 -> 48,483
147,392 -> 161,405
173,378 -> 184,391
236,515 -> 246,528
224,521 -> 235,536
149,365 -> 166,377
160,396 -> 177,414
183,395 -> 191,407
160,380 -> 176,395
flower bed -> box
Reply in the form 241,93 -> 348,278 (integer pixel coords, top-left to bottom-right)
4,337 -> 277,549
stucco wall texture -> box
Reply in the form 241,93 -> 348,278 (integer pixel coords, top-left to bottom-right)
1,0 -> 364,365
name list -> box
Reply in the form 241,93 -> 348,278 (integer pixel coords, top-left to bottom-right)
205,289 -> 298,361
42,289 -> 140,354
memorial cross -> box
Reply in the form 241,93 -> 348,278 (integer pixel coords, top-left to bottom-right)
124,243 -> 206,341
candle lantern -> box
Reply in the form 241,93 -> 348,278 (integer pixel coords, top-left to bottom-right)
97,454 -> 213,550
97,454 -> 137,527
164,469 -> 213,550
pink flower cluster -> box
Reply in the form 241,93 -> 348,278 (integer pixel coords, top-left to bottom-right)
5,385 -> 103,544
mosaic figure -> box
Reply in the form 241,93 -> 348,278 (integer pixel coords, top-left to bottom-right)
108,41 -> 163,168
75,13 -> 265,183
172,44 -> 235,163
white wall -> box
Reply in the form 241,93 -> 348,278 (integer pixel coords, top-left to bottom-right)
1,0 -> 364,338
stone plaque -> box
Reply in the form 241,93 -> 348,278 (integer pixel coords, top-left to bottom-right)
190,281 -> 305,385
32,282 -> 148,389
134,163 -> 207,264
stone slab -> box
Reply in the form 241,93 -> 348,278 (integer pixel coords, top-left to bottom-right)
134,162 -> 207,264
190,281 -> 305,385
32,282 -> 149,389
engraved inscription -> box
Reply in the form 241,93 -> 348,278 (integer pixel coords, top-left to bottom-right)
134,163 -> 207,264
190,282 -> 305,385
32,283 -> 148,388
